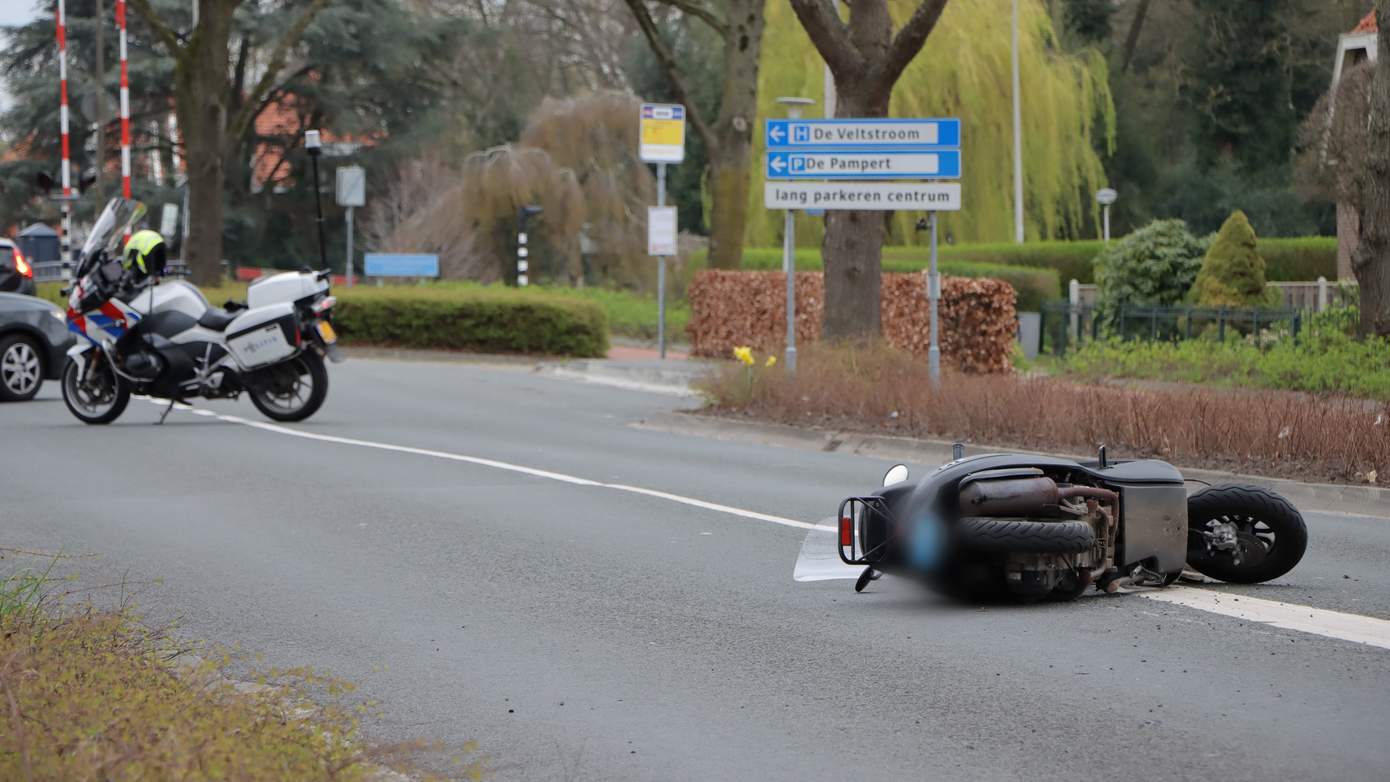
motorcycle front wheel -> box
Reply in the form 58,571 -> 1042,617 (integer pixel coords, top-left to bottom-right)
1185,484 -> 1307,584
248,350 -> 328,423
62,355 -> 130,424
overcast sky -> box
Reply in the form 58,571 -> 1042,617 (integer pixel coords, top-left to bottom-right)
0,1 -> 40,111
0,0 -> 38,30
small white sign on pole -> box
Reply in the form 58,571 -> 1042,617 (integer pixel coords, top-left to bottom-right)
647,206 -> 678,256
335,165 -> 366,207
159,203 -> 179,237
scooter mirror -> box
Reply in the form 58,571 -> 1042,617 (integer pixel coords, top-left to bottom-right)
882,464 -> 909,487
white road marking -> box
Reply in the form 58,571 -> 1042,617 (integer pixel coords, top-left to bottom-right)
1140,587 -> 1390,651
139,398 -> 1388,649
544,368 -> 697,398
137,398 -> 816,531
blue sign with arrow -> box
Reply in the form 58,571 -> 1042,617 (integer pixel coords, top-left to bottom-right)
766,150 -> 961,180
766,118 -> 960,149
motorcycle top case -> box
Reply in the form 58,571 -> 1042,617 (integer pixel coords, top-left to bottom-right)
225,302 -> 300,369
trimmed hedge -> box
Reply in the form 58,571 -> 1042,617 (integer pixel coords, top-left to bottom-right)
1259,237 -> 1338,281
687,270 -> 1017,373
732,248 -> 1059,312
722,236 -> 1336,288
333,286 -> 608,357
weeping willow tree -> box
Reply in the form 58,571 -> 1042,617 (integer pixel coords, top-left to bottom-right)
748,0 -> 1115,247
364,92 -> 658,288
521,92 -> 660,289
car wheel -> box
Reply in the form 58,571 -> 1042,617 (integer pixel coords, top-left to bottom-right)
0,334 -> 44,401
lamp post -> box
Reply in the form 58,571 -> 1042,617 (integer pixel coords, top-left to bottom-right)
1011,0 -> 1024,244
305,130 -> 327,270
776,96 -> 814,374
1096,188 -> 1118,243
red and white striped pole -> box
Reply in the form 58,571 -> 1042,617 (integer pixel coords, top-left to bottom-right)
56,0 -> 73,279
116,0 -> 131,199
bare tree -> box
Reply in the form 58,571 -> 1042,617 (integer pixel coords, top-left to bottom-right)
128,0 -> 330,285
788,0 -> 950,341
621,0 -> 767,269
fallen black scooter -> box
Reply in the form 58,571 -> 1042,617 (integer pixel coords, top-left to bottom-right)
829,446 -> 1307,602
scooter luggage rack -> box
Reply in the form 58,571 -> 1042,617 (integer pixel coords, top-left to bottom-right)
837,495 -> 899,566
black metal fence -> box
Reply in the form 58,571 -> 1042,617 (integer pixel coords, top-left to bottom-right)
1040,302 -> 1304,356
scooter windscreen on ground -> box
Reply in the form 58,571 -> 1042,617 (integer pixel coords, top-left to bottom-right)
792,518 -> 862,582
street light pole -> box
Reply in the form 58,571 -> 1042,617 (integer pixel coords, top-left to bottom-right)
1011,0 -> 1025,244
776,97 -> 814,374
1096,188 -> 1118,244
305,130 -> 327,270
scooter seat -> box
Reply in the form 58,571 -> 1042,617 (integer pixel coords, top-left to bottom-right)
198,307 -> 238,331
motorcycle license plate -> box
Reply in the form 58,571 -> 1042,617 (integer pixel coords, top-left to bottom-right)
316,321 -> 337,344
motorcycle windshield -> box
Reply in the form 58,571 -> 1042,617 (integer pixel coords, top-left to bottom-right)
81,198 -> 147,261
792,517 -> 863,582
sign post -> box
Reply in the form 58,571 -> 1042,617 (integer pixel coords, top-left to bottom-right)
335,165 -> 366,287
775,98 -> 815,374
765,115 -> 962,386
640,103 -> 686,360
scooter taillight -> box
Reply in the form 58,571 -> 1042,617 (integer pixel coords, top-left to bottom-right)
836,495 -> 898,566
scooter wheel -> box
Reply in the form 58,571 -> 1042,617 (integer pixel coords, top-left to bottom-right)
1186,485 -> 1307,584
956,517 -> 1095,554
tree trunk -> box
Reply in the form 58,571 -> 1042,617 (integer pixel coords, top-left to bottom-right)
175,3 -> 235,286
821,83 -> 891,341
706,144 -> 751,269
705,0 -> 765,270
788,0 -> 949,342
1353,5 -> 1390,338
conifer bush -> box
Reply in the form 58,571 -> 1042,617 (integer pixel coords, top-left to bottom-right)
1191,211 -> 1282,308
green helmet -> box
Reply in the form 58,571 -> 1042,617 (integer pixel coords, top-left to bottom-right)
123,229 -> 167,276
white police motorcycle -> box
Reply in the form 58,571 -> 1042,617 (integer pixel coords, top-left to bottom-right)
62,198 -> 342,424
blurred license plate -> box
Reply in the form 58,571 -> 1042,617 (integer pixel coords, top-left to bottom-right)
316,321 -> 337,343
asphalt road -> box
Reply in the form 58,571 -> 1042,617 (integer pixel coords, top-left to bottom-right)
4,357 -> 1390,781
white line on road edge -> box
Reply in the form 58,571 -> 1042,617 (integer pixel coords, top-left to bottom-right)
137,398 -> 817,531
544,368 -> 697,398
1140,587 -> 1390,651
138,398 -> 1389,649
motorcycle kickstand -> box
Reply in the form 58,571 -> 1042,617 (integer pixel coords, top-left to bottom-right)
854,567 -> 882,593
157,397 -> 181,425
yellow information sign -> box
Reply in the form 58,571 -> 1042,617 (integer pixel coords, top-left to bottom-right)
639,103 -> 686,163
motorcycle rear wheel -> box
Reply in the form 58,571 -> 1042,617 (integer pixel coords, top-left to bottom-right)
1186,484 -> 1307,584
248,350 -> 328,423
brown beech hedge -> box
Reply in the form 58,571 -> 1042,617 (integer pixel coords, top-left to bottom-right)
687,271 -> 1017,372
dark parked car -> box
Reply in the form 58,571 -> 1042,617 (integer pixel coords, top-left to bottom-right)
0,292 -> 74,401
0,239 -> 38,296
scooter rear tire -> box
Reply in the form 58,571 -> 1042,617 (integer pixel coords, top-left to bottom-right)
955,517 -> 1095,554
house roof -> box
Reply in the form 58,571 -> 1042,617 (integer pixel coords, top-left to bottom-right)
1353,10 -> 1377,35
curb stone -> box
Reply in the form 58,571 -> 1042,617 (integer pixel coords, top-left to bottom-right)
636,411 -> 1390,520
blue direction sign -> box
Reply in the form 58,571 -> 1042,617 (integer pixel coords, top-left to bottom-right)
766,118 -> 960,149
364,253 -> 440,277
766,150 -> 961,180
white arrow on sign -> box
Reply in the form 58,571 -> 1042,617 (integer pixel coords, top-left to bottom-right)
769,125 -> 786,142
769,155 -> 787,173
